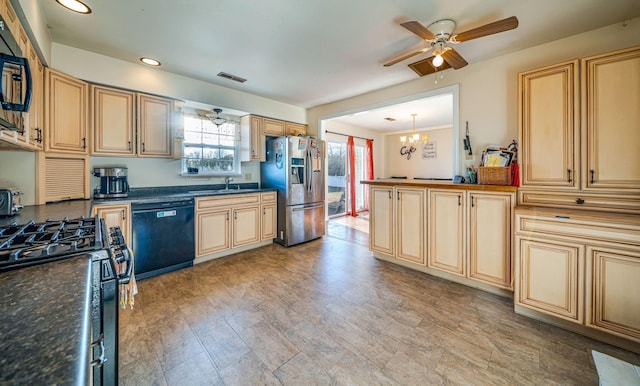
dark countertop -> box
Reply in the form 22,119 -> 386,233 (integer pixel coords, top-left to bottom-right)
0,199 -> 93,226
0,255 -> 92,385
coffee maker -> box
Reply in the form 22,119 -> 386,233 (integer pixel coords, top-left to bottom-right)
93,167 -> 129,199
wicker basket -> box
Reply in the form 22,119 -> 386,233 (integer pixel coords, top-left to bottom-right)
478,166 -> 512,185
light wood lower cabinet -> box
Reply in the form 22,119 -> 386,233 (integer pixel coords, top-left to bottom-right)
92,203 -> 131,244
515,209 -> 640,346
468,192 -> 513,289
396,188 -> 426,265
196,192 -> 276,258
369,186 -> 425,265
516,237 -> 584,323
197,209 -> 231,255
370,186 -> 394,255
428,190 -> 465,275
586,246 -> 640,342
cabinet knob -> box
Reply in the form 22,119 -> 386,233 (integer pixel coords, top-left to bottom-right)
576,198 -> 585,205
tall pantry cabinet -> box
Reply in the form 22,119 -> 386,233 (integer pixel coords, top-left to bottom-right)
516,45 -> 640,351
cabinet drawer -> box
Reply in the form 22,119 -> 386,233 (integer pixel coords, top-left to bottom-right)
516,214 -> 640,246
197,193 -> 260,210
261,191 -> 277,203
518,190 -> 640,214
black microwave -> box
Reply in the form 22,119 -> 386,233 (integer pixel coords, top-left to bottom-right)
0,14 -> 31,132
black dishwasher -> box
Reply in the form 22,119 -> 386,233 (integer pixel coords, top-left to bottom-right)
131,198 -> 195,280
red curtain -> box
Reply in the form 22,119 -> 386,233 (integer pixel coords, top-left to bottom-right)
365,139 -> 374,180
364,139 -> 374,210
347,136 -> 357,217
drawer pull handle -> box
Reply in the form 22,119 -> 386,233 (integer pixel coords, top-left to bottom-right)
458,195 -> 461,206
567,169 -> 572,183
576,198 -> 585,205
590,170 -> 595,184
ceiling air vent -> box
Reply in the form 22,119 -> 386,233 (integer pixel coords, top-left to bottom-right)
217,72 -> 247,83
384,117 -> 396,121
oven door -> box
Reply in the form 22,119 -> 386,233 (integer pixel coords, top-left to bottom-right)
90,252 -> 118,386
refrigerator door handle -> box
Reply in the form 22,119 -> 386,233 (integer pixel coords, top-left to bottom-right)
292,204 -> 324,211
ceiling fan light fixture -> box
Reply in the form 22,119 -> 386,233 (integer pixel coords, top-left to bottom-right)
432,54 -> 444,67
426,19 -> 456,39
210,108 -> 228,127
55,0 -> 92,14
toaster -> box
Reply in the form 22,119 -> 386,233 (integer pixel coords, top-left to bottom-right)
0,188 -> 23,216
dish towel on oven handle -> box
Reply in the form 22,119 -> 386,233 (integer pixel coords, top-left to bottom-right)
119,246 -> 138,310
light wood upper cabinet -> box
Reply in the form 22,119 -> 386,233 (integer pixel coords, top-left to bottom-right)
586,246 -> 640,343
369,186 -> 394,256
240,115 -> 266,162
137,93 -> 172,157
262,118 -> 285,136
516,237 -> 585,324
468,192 -> 513,289
396,187 -> 426,265
428,189 -> 465,276
92,85 -> 135,156
519,60 -> 580,189
45,68 -> 89,154
582,46 -> 640,191
286,122 -> 306,136
92,203 -> 131,245
28,46 -> 44,150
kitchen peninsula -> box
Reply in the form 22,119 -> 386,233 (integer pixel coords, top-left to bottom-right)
362,179 -> 517,296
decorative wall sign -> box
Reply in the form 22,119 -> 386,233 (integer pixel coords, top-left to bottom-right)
422,141 -> 437,159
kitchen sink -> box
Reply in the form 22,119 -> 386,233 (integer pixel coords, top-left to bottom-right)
188,189 -> 260,195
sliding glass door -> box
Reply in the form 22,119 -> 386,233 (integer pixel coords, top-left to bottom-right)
327,140 -> 366,217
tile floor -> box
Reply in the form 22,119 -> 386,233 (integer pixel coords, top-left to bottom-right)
119,218 -> 639,385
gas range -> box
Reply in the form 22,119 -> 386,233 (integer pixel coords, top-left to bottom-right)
0,216 -> 131,385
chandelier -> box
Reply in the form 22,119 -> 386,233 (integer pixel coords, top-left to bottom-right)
400,114 -> 429,145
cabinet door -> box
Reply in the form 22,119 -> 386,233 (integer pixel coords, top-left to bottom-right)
369,186 -> 394,255
286,122 -> 306,136
92,204 -> 131,244
428,189 -> 465,275
28,46 -> 44,150
232,206 -> 260,247
468,192 -> 513,289
250,115 -> 265,161
396,188 -> 426,265
261,203 -> 276,240
196,210 -> 230,256
137,94 -> 172,157
92,86 -> 135,155
583,47 -> 640,191
586,246 -> 640,343
519,60 -> 579,189
262,118 -> 285,136
516,237 -> 584,323
45,68 -> 89,153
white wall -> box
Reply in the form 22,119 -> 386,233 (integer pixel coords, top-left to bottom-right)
308,18 -> 640,175
385,128 -> 453,179
323,120 -> 385,178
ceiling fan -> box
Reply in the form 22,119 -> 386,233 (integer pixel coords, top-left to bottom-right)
384,16 -> 519,76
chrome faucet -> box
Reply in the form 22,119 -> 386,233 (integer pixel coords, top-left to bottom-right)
224,176 -> 233,190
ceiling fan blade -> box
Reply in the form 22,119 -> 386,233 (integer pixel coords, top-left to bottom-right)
454,16 -> 519,42
442,48 -> 468,69
400,20 -> 436,40
408,56 -> 452,77
383,48 -> 429,67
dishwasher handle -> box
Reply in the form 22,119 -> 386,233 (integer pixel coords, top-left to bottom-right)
131,199 -> 194,212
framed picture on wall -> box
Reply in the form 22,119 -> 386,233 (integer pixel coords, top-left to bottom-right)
422,141 -> 437,159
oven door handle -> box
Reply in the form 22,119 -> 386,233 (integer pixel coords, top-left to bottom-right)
117,247 -> 133,284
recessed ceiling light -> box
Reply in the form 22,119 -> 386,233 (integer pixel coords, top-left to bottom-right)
55,0 -> 92,14
140,57 -> 161,66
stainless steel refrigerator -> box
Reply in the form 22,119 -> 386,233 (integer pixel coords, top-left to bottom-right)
261,136 -> 325,246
